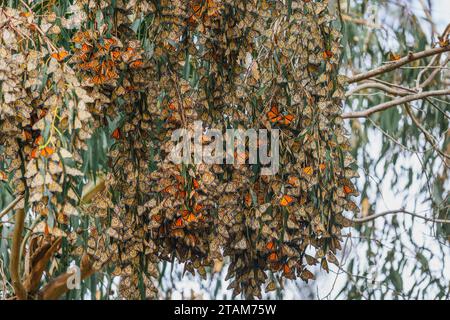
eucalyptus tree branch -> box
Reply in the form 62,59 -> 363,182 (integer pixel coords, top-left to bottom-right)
9,208 -> 27,300
404,104 -> 450,163
370,78 -> 417,93
342,89 -> 450,119
418,0 -> 437,37
352,209 -> 450,224
348,45 -> 450,84
346,82 -> 410,97
415,54 -> 441,90
419,56 -> 449,89
341,14 -> 381,29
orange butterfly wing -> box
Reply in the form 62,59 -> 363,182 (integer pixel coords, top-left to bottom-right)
268,252 -> 278,262
40,146 -> 54,158
173,217 -> 185,229
111,128 -> 121,140
303,166 -> 313,175
343,185 -> 353,194
279,195 -> 294,206
267,105 -> 282,123
266,241 -> 275,251
283,114 -> 294,125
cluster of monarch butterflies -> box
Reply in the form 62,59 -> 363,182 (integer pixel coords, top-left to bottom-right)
0,7 -> 94,243
0,0 -> 359,300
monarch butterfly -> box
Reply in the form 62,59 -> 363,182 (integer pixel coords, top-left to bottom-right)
184,212 -> 197,223
170,229 -> 185,238
81,43 -> 91,53
173,217 -> 185,229
300,269 -> 315,281
279,195 -> 295,206
51,49 -> 69,61
130,60 -> 143,69
38,109 -> 47,119
283,264 -> 292,274
268,252 -> 278,262
265,281 -> 277,292
92,74 -> 107,85
244,193 -> 252,207
439,38 -> 449,48
322,50 -> 333,60
19,11 -> 32,18
174,175 -> 184,185
73,31 -> 88,43
266,240 -> 275,251
303,166 -> 313,175
283,114 -> 294,125
22,130 -> 32,141
185,234 -> 197,246
44,223 -> 50,236
111,217 -> 123,229
191,0 -> 204,18
106,69 -> 118,80
267,105 -> 283,123
319,163 -> 326,171
168,102 -> 177,111
388,52 -> 401,61
72,34 -> 83,43
111,50 -> 121,60
111,128 -> 121,140
267,105 -> 294,125
287,175 -> 300,187
40,146 -> 54,157
193,179 -> 200,189
30,149 -> 37,161
343,185 -> 353,195
193,203 -> 203,212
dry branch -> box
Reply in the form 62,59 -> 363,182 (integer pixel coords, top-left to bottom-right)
342,89 -> 450,119
346,82 -> 410,97
348,45 -> 450,84
352,209 -> 450,224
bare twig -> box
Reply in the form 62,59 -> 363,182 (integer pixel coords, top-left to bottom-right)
415,54 -> 440,90
418,0 -> 437,38
342,89 -> 450,118
346,82 -> 410,97
348,45 -> 450,84
341,14 -> 381,29
352,209 -> 450,224
404,104 -> 450,163
420,56 -> 449,89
